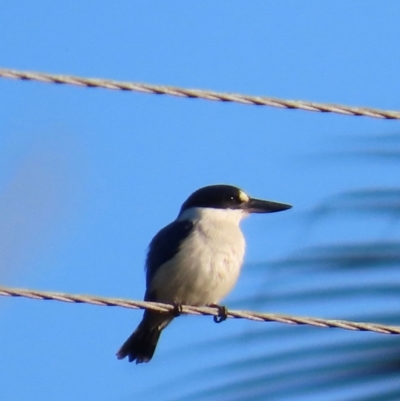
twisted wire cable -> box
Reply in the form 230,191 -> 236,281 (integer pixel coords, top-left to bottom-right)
1,67 -> 400,119
1,286 -> 399,334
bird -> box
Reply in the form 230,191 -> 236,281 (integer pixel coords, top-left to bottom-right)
116,184 -> 291,364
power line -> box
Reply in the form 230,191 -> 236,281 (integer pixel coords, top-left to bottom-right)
1,67 -> 400,120
1,285 -> 399,335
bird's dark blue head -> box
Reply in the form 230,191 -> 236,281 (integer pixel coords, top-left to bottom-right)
179,184 -> 292,216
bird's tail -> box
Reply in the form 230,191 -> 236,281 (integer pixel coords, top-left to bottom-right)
116,311 -> 173,364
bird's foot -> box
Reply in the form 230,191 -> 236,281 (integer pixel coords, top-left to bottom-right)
172,302 -> 183,317
208,304 -> 228,323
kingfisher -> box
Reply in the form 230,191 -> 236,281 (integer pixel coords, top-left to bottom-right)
117,184 -> 291,363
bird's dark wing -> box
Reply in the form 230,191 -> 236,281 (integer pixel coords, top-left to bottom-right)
145,219 -> 194,291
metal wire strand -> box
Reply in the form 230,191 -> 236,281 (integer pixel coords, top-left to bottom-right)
1,286 -> 400,335
1,67 -> 400,119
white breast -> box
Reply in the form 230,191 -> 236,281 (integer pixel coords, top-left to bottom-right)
149,207 -> 247,306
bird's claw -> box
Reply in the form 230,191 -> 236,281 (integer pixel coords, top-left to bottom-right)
209,304 -> 228,323
172,302 -> 183,317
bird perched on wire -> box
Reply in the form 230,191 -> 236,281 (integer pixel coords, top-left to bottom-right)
116,184 -> 291,363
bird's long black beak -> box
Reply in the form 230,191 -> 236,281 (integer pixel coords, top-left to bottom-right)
244,198 -> 292,213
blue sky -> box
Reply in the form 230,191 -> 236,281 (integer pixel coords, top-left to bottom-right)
1,2 -> 400,400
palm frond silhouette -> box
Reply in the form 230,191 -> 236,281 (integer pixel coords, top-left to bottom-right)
172,133 -> 400,401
